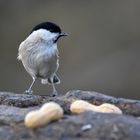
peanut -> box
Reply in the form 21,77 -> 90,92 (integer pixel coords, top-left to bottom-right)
25,102 -> 63,128
70,100 -> 122,114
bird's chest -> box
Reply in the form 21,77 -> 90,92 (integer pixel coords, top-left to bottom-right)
34,43 -> 58,62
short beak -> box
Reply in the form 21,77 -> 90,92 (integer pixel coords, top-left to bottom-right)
59,32 -> 68,37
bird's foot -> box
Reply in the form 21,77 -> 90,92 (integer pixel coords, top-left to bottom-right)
51,90 -> 58,97
24,89 -> 33,95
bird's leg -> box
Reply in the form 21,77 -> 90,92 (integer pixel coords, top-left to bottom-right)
51,80 -> 58,97
25,77 -> 36,95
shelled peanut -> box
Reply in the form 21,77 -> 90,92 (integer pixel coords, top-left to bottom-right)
70,100 -> 122,114
25,102 -> 63,128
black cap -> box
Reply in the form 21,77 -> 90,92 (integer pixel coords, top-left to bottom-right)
31,22 -> 61,33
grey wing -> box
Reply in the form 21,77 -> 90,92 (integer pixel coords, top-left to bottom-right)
17,39 -> 40,78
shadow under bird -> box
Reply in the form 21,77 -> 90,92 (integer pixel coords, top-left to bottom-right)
18,22 -> 68,96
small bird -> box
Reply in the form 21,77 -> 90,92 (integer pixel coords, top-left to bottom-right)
18,22 -> 68,96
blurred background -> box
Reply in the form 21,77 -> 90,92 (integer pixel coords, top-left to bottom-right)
0,0 -> 140,99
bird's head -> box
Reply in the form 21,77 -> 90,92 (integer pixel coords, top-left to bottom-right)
31,22 -> 68,43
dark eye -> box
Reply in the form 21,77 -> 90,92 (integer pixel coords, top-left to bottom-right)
49,29 -> 53,32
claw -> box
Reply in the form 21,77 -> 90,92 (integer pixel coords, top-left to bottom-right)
51,91 -> 58,97
24,90 -> 33,95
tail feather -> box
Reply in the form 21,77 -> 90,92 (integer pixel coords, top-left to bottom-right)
41,79 -> 48,84
41,75 -> 60,85
48,75 -> 60,84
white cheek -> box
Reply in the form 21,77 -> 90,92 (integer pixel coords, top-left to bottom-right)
32,29 -> 58,42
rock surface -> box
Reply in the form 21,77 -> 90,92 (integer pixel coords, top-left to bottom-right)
0,90 -> 140,140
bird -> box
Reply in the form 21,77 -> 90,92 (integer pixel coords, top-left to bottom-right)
17,22 -> 68,96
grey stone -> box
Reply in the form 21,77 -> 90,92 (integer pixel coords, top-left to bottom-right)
0,90 -> 140,140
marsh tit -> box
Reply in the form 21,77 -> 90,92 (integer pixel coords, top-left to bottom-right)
18,22 -> 68,96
